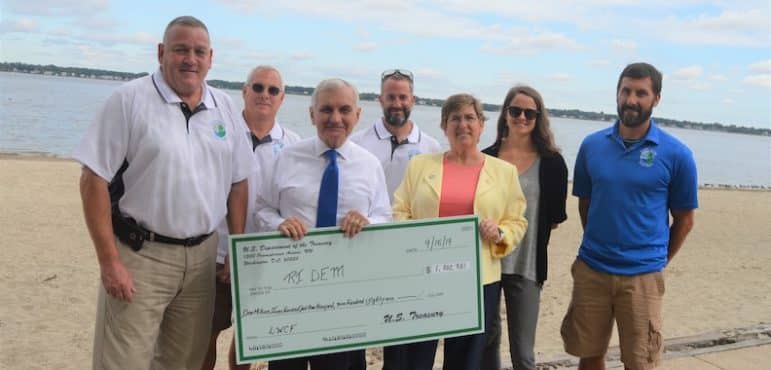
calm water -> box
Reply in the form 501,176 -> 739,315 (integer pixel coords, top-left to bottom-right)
2,72 -> 770,186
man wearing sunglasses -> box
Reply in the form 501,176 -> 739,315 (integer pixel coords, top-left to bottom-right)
74,16 -> 253,370
351,69 -> 441,201
562,62 -> 698,370
203,65 -> 301,370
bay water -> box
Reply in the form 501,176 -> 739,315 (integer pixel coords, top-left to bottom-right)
1,72 -> 769,186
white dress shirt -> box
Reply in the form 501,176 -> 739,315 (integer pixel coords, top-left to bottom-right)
256,136 -> 392,232
351,119 -> 441,200
215,118 -> 301,263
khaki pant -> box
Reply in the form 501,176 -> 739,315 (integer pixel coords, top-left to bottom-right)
561,258 -> 665,370
93,235 -> 217,370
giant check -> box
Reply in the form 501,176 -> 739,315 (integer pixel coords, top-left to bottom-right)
229,215 -> 483,364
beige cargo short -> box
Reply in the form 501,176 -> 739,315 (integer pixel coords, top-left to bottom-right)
561,258 -> 665,370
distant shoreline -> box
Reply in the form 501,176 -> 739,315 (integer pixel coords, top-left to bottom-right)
2,152 -> 768,191
2,62 -> 769,137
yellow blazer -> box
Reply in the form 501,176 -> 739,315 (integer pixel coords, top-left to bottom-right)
393,153 -> 528,284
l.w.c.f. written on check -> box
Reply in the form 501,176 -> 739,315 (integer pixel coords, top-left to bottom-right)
229,215 -> 484,364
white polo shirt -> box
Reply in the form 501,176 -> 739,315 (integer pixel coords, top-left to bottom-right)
255,136 -> 392,232
73,69 -> 254,239
351,119 -> 441,200
215,118 -> 301,263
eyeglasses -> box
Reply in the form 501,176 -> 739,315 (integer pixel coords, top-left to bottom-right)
251,83 -> 282,96
507,106 -> 539,120
381,69 -> 414,82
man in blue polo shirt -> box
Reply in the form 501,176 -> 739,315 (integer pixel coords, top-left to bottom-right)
561,62 -> 698,370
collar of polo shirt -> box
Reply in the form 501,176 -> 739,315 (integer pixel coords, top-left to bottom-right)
153,69 -> 216,108
374,118 -> 421,143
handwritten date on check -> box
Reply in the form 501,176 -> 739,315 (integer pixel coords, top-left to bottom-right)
229,216 -> 483,364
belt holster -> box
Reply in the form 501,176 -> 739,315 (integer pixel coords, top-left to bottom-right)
111,206 -> 146,251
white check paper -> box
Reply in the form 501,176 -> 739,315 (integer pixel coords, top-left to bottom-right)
229,216 -> 483,364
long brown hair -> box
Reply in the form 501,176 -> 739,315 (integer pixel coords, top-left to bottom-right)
493,85 -> 559,155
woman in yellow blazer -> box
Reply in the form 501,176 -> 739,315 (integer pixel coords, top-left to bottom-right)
387,93 -> 528,370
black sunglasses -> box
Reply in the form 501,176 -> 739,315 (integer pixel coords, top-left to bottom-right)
507,106 -> 539,120
251,83 -> 282,96
381,69 -> 414,82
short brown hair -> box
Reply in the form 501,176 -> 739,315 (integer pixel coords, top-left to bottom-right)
617,62 -> 662,95
441,93 -> 486,130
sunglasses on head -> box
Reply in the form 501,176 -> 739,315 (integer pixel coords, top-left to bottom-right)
381,69 -> 414,82
251,83 -> 282,96
507,106 -> 539,120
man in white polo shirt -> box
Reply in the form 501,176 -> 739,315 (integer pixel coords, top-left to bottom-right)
351,69 -> 441,201
73,16 -> 253,370
350,69 -> 441,369
202,65 -> 301,370
255,78 -> 391,370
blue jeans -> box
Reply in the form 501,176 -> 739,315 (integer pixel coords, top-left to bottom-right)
383,282 -> 501,370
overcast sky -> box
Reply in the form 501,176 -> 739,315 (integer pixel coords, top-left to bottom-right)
2,0 -> 770,128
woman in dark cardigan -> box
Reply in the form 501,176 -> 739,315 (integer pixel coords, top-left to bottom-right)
481,85 -> 568,370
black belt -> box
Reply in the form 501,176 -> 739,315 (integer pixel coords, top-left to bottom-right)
112,207 -> 211,250
145,230 -> 212,247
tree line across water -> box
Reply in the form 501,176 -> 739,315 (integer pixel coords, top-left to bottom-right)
3,62 -> 768,137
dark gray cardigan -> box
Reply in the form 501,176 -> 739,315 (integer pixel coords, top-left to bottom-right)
482,144 -> 568,283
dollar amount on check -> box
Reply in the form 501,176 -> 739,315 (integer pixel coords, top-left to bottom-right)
229,215 -> 483,364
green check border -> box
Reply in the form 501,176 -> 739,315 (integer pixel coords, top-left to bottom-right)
229,215 -> 483,363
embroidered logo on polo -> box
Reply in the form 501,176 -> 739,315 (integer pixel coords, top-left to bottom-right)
213,122 -> 227,139
272,141 -> 284,155
639,147 -> 656,167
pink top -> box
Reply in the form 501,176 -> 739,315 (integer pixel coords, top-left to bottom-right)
438,157 -> 484,217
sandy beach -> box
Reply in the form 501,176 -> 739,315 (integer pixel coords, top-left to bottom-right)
1,155 -> 769,370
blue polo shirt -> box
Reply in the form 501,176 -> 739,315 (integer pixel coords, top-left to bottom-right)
573,120 -> 698,275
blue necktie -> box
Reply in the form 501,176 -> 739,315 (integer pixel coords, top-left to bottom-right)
316,149 -> 339,227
